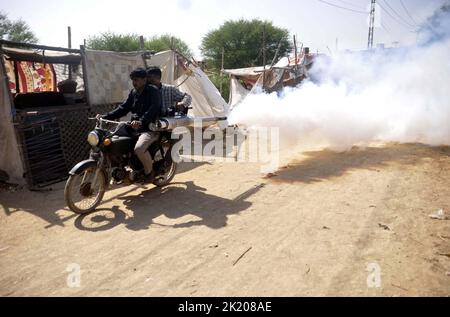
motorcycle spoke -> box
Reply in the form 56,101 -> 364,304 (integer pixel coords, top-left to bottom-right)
70,170 -> 105,211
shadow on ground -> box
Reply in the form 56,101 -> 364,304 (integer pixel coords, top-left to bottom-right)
74,181 -> 264,232
1,144 -> 448,229
0,162 -> 209,228
273,143 -> 450,184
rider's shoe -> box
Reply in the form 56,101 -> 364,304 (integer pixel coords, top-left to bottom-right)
144,171 -> 156,184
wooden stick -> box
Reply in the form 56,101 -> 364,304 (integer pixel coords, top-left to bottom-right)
139,36 -> 145,50
294,35 -> 298,72
0,39 -> 80,54
262,25 -> 266,89
68,26 -> 72,79
80,45 -> 91,106
233,247 -> 252,266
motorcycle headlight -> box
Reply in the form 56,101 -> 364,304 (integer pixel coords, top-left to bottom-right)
87,131 -> 100,147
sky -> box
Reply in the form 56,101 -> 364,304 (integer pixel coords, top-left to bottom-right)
0,0 -> 446,58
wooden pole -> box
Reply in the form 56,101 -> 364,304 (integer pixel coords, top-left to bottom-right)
0,39 -> 80,53
80,45 -> 91,106
269,39 -> 282,69
68,26 -> 72,79
13,61 -> 20,94
68,27 -> 72,49
139,36 -> 145,50
262,25 -> 266,90
220,47 -> 224,94
139,36 -> 148,68
221,47 -> 225,71
293,35 -> 298,73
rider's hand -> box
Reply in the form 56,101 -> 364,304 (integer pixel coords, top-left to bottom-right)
96,114 -> 103,120
131,121 -> 142,129
176,102 -> 186,112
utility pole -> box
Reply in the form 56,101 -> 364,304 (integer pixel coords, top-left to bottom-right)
367,0 -> 376,49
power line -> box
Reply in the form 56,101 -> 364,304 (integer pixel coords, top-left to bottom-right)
381,0 -> 416,28
380,22 -> 395,43
378,1 -> 415,30
384,0 -> 417,27
334,0 -> 366,10
399,0 -> 419,26
316,0 -> 368,14
381,21 -> 390,33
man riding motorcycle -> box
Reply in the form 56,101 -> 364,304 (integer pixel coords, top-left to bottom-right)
97,68 -> 162,182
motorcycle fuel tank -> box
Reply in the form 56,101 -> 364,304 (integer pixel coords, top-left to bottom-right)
107,136 -> 136,154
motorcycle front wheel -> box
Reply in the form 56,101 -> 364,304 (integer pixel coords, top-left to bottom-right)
153,161 -> 177,187
64,167 -> 107,214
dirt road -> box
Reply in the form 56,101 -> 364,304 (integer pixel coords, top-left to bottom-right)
1,143 -> 449,296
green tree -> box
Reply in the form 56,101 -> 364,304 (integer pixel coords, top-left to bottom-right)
0,11 -> 38,43
145,34 -> 193,58
201,19 -> 292,71
86,32 -> 193,57
209,72 -> 230,103
86,32 -> 141,52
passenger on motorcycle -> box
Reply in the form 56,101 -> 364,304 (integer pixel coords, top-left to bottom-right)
97,68 -> 162,182
146,66 -> 192,117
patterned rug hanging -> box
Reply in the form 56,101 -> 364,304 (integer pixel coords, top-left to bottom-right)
5,60 -> 57,93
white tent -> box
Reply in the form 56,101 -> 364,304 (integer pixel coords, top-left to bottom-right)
222,66 -> 266,109
223,51 -> 315,110
146,50 -> 229,119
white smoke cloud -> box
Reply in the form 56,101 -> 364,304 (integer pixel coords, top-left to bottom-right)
177,0 -> 193,11
229,37 -> 450,153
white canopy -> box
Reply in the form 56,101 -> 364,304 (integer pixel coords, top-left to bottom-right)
148,50 -> 229,118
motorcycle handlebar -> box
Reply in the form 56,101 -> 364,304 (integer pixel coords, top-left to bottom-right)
89,117 -> 130,125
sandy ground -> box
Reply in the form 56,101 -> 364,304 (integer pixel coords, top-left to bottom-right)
0,143 -> 449,296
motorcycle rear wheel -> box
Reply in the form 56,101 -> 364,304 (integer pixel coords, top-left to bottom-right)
64,168 -> 107,214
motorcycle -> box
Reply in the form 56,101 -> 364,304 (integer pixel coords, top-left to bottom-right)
64,117 -> 178,214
